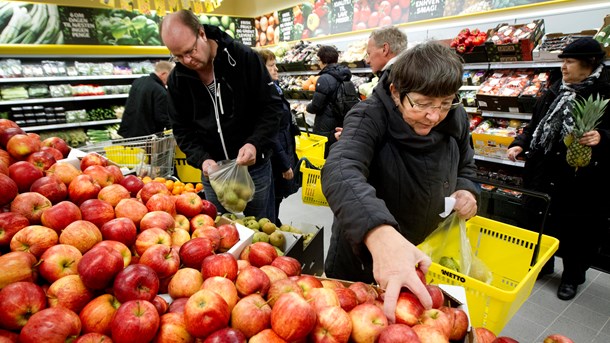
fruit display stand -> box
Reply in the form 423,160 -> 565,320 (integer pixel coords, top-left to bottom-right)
285,223 -> 325,275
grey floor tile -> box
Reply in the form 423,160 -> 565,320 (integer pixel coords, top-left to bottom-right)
601,317 -> 610,336
505,301 -> 560,329
528,277 -> 571,313
500,314 -> 547,342
540,316 -> 598,343
574,292 -> 610,317
593,332 -> 610,343
563,302 -> 608,331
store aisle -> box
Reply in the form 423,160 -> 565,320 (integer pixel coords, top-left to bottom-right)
278,190 -> 610,342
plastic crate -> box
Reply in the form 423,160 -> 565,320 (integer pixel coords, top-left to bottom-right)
295,132 -> 328,160
419,216 -> 559,335
299,156 -> 328,206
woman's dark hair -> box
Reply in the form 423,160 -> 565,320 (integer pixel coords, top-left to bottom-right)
159,10 -> 200,44
317,45 -> 339,64
390,41 -> 463,101
576,56 -> 604,71
256,48 -> 276,63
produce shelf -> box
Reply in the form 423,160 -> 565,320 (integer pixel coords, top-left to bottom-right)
2,74 -> 145,84
0,94 -> 128,106
481,111 -> 532,120
475,154 -> 525,167
21,119 -> 121,132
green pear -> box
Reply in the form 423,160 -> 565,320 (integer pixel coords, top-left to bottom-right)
262,222 -> 277,235
252,232 -> 270,243
269,231 -> 285,248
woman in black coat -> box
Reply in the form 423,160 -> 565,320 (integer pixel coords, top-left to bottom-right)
507,38 -> 610,300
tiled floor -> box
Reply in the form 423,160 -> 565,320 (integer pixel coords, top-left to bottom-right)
278,189 -> 610,343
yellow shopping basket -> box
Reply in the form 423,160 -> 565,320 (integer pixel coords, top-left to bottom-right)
104,146 -> 146,167
295,132 -> 328,160
418,180 -> 559,335
298,156 -> 328,206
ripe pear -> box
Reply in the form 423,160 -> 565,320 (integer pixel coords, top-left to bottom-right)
269,231 -> 285,248
279,224 -> 292,232
262,222 -> 277,235
258,217 -> 271,228
252,231 -> 270,243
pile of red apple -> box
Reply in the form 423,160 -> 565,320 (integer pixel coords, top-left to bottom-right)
0,117 -> 576,343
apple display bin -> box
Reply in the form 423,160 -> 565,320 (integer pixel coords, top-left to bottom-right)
419,214 -> 558,335
78,132 -> 175,179
298,156 -> 328,207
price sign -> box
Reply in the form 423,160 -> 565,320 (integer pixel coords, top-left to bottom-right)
278,8 -> 294,42
330,0 -> 353,34
58,7 -> 98,44
409,0 -> 445,22
236,18 -> 257,47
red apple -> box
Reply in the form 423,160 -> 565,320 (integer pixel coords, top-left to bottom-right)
230,293 -> 272,338
120,174 -> 144,197
10,224 -> 58,258
80,152 -> 108,171
168,267 -> 203,299
47,274 -> 95,313
201,252 -> 239,281
311,305 -> 353,343
271,292 -> 316,342
493,337 -> 520,343
41,136 -> 71,158
321,279 -> 345,289
175,192 -> 204,217
139,244 -> 180,279
259,264 -> 288,284
192,225 -> 221,248
113,263 -> 160,303
0,281 -> 47,331
349,303 -> 389,343
266,277 -> 303,307
0,160 -> 7,175
378,323 -> 421,343
10,191 -> 52,224
0,212 -> 29,246
203,327 -> 247,343
183,289 -> 230,338
395,290 -> 425,326
151,294 -> 169,316
248,241 -> 278,267
440,306 -> 469,341
18,307 -> 81,343
145,193 -> 176,216
40,200 -> 82,234
174,213 -> 190,231
68,174 -> 102,205
139,181 -> 170,204
235,265 -> 271,298
30,175 -> 68,204
74,333 -> 113,343
419,308 -> 452,339
0,126 -> 26,148
79,294 -> 121,335
543,334 -> 575,343
170,227 -> 190,247
47,162 -> 82,186
155,312 -> 193,342
249,328 -> 286,343
201,275 -> 240,313
26,150 -> 56,171
426,284 -> 445,309
179,237 -> 215,269
97,183 -> 130,207
105,164 -> 124,184
271,255 -> 302,277
412,324 -> 448,343
140,210 -> 176,232
6,134 -> 40,161
83,165 -> 114,188
0,148 -> 12,167
334,287 -> 359,312
168,297 -> 189,314
99,217 -> 137,248
77,244 -> 124,290
217,223 -> 240,252
9,161 -> 43,193
190,213 -> 216,232
114,197 -> 149,227
0,251 -> 38,289
94,240 -> 132,267
59,220 -> 103,254
349,281 -> 378,305
305,286 -> 340,313
39,244 -> 82,283
0,173 -> 18,206
201,199 -> 218,219
296,274 -> 324,298
41,146 -> 64,161
475,327 -> 497,343
134,227 -> 172,256
80,198 -> 115,229
0,118 -> 20,129
110,300 -> 160,343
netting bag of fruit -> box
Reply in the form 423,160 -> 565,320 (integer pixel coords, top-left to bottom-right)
208,159 -> 255,214
419,213 -> 493,284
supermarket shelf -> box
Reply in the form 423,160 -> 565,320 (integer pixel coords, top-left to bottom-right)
464,106 -> 480,113
21,119 -> 122,132
489,61 -> 562,69
475,154 -> 525,167
481,110 -> 532,120
0,94 -> 128,106
464,63 -> 490,70
460,85 -> 481,91
2,74 -> 145,84
280,67 -> 372,76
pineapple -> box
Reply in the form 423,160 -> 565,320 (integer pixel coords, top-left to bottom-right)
564,94 -> 609,170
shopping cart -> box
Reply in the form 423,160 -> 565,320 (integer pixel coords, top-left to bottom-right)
78,132 -> 176,178
418,177 -> 559,335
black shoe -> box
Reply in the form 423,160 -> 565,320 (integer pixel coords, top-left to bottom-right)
557,283 -> 578,300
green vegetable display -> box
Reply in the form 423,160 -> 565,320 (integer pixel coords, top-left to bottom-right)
0,3 -> 63,44
94,9 -> 161,46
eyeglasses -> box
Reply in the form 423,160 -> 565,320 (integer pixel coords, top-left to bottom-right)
404,93 -> 461,112
169,34 -> 199,62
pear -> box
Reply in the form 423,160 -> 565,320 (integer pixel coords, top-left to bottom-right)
262,222 -> 277,235
252,231 -> 270,243
269,231 -> 285,248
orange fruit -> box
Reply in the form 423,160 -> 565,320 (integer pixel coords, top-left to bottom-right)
165,179 -> 174,191
142,176 -> 152,184
195,183 -> 203,191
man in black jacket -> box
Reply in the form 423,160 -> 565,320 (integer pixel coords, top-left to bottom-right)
118,61 -> 174,138
160,10 -> 282,220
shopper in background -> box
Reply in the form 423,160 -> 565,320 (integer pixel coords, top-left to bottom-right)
506,37 -> 610,301
118,61 -> 174,138
335,25 -> 408,140
256,48 -> 301,226
306,45 -> 353,156
160,10 -> 283,220
321,41 -> 479,322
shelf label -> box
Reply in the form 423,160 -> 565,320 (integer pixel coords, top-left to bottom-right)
58,7 -> 98,45
330,0 -> 353,34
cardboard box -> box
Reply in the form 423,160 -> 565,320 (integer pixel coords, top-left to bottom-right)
532,30 -> 597,61
475,94 -> 520,113
597,15 -> 610,55
454,44 -> 489,63
285,224 -> 325,276
471,133 -> 515,160
485,19 -> 545,62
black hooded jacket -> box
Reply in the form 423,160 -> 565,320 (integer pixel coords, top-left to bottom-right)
166,25 -> 283,170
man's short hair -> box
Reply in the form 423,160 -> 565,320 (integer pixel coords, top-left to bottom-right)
369,26 -> 408,55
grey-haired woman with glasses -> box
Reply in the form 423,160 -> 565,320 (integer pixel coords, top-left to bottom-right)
321,41 -> 479,323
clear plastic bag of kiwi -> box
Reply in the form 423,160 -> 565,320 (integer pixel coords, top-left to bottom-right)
208,159 -> 255,214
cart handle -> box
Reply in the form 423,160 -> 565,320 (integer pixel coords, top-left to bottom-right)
467,176 -> 551,267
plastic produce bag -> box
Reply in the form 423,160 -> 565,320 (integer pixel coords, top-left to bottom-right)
208,159 -> 255,214
418,213 -> 493,284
